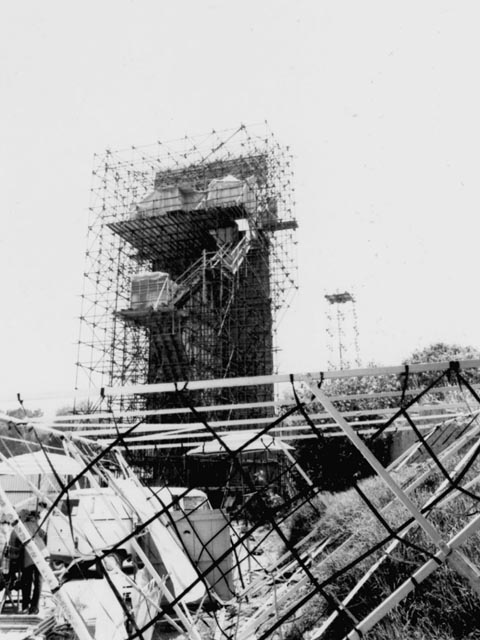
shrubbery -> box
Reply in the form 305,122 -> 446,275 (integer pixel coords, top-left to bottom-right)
282,464 -> 480,640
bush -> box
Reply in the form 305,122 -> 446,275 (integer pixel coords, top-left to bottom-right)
293,434 -> 393,492
281,463 -> 480,640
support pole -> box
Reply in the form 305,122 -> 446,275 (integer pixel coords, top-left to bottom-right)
305,377 -> 480,596
345,511 -> 480,640
0,484 -> 93,640
311,415 -> 480,639
64,440 -> 203,640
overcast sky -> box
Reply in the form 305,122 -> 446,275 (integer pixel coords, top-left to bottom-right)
1,1 -> 480,408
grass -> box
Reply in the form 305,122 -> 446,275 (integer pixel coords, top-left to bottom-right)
280,460 -> 480,640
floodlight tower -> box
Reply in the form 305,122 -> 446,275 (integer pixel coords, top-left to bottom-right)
325,291 -> 361,370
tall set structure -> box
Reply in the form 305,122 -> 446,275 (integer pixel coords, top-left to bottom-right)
325,291 -> 361,370
75,125 -> 297,419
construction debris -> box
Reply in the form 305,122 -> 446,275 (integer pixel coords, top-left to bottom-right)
1,359 -> 480,638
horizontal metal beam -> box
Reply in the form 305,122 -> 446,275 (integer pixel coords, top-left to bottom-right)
4,359 -> 479,405
103,359 -> 480,397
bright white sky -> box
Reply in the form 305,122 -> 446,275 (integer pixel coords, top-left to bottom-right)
1,1 -> 480,409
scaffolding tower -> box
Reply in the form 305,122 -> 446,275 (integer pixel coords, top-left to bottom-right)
75,124 -> 297,424
325,291 -> 361,370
